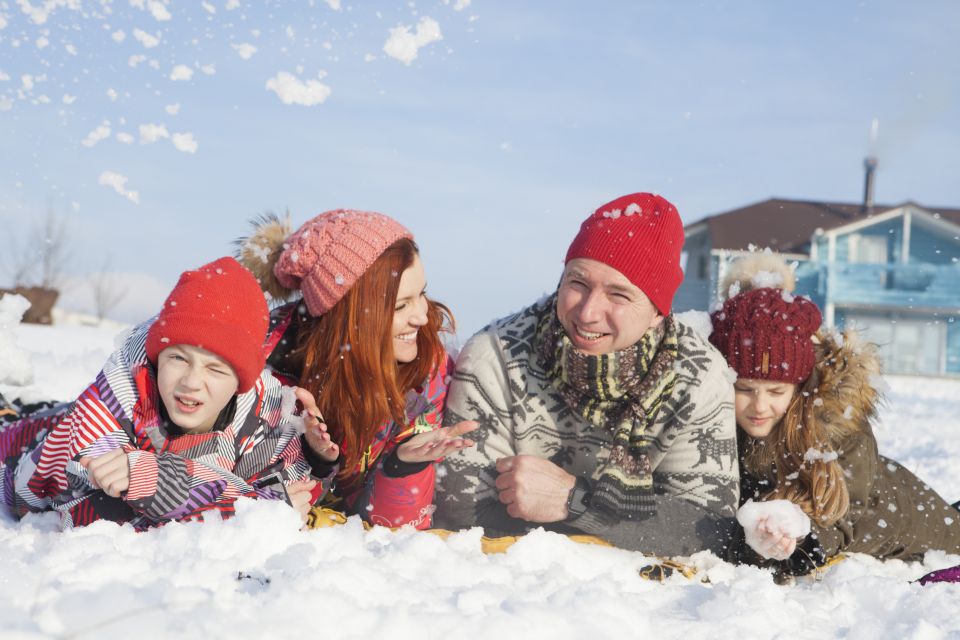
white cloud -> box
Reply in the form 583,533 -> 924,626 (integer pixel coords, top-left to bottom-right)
98,171 -> 140,204
82,122 -> 111,147
0,69 -> 9,81
147,0 -> 171,21
171,132 -> 198,153
265,71 -> 331,106
200,63 -> 215,75
383,17 -> 442,65
453,0 -> 471,10
165,103 -> 180,115
106,88 -> 118,101
0,15 -> 7,30
224,0 -> 240,9
201,2 -> 216,14
169,64 -> 193,81
115,132 -> 134,144
17,0 -> 80,25
232,43 -> 257,60
61,94 -> 76,104
112,29 -> 126,42
138,122 -> 169,144
129,0 -> 146,9
65,43 -> 76,55
363,53 -> 376,62
133,29 -> 160,49
36,36 -> 49,49
21,74 -> 34,91
0,96 -> 12,111
128,54 -> 147,67
324,0 -> 341,9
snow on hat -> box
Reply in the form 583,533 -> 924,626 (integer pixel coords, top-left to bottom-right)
273,209 -> 413,316
565,193 -> 685,315
145,257 -> 269,393
709,287 -> 822,384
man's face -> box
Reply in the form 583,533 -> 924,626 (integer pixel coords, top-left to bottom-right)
556,258 -> 663,355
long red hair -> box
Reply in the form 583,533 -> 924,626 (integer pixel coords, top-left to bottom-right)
294,238 -> 453,475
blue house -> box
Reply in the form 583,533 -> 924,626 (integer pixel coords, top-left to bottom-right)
676,197 -> 960,376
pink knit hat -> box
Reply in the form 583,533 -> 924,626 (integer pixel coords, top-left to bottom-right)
273,209 -> 413,316
565,193 -> 685,315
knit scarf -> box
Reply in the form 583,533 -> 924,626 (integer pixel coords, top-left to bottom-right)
535,293 -> 679,520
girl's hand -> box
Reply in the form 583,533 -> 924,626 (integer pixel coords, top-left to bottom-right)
294,387 -> 340,463
79,449 -> 131,498
750,516 -> 798,560
397,420 -> 479,464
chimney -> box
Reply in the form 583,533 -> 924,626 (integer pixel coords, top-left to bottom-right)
862,155 -> 877,215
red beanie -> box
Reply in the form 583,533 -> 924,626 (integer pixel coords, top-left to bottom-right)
565,193 -> 685,315
709,288 -> 822,384
146,257 -> 269,393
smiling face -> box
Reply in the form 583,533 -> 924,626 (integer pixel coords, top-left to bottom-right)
733,378 -> 798,439
392,253 -> 429,364
556,258 -> 663,355
156,344 -> 240,434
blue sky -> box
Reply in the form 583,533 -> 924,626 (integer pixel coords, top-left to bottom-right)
2,0 -> 958,337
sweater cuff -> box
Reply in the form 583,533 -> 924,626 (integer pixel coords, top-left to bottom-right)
381,448 -> 431,478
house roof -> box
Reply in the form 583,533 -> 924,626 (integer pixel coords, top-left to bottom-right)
689,198 -> 960,254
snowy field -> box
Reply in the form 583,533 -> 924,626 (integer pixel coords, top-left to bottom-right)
2,305 -> 960,639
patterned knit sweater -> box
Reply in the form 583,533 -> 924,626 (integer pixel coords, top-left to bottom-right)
0,321 -> 315,529
434,298 -> 740,556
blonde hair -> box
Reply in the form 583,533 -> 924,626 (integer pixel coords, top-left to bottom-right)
740,368 -> 850,527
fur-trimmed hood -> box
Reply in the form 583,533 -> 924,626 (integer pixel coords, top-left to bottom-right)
811,328 -> 883,442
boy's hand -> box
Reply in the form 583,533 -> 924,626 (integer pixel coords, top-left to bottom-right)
286,479 -> 318,523
294,387 -> 340,463
397,420 -> 479,463
79,449 -> 131,498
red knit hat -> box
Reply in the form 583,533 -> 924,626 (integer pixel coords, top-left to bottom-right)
709,287 -> 822,384
273,209 -> 413,316
146,257 -> 269,393
565,193 -> 685,315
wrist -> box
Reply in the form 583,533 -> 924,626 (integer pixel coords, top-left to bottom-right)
564,476 -> 592,520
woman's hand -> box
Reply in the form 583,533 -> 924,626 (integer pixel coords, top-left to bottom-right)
294,387 -> 340,463
396,420 -> 479,464
79,449 -> 131,498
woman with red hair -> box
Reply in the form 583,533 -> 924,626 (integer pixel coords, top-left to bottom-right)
239,210 -> 476,529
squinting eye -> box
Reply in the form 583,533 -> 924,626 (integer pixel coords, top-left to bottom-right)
395,303 -> 407,312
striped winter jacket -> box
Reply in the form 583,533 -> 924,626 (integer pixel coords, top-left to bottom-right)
265,303 -> 451,529
0,321 -> 315,530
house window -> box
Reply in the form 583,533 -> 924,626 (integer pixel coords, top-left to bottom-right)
846,313 -> 945,375
698,254 -> 708,280
851,234 -> 888,264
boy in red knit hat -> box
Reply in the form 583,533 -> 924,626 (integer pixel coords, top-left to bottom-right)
0,257 -> 322,530
436,193 -> 739,557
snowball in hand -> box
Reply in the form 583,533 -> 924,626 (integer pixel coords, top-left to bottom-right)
737,499 -> 811,559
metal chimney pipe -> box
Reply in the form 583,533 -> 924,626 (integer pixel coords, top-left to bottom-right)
863,156 -> 877,215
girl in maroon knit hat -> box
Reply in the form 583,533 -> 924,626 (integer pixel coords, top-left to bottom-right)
710,254 -> 960,579
238,210 -> 477,530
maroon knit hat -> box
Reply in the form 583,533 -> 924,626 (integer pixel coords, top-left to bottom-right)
146,257 -> 269,393
273,209 -> 413,316
709,287 -> 822,384
565,193 -> 685,315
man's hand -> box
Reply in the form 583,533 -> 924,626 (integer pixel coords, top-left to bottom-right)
495,455 -> 576,523
294,387 -> 340,462
79,449 -> 131,498
286,479 -> 318,523
397,420 -> 479,463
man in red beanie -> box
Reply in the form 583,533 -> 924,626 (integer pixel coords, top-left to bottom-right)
436,193 -> 739,557
0,257 -> 324,530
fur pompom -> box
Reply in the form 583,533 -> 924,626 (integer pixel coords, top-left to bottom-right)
720,252 -> 796,301
234,211 -> 293,302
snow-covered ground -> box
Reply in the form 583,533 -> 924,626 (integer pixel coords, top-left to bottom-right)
2,305 -> 960,639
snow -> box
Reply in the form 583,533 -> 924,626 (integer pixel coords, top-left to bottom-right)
171,132 -> 198,154
738,499 -> 811,559
2,316 -> 960,637
232,42 -> 257,60
383,17 -> 443,65
169,64 -> 194,81
132,28 -> 160,49
139,122 -> 169,144
265,71 -> 331,106
98,171 -> 140,204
